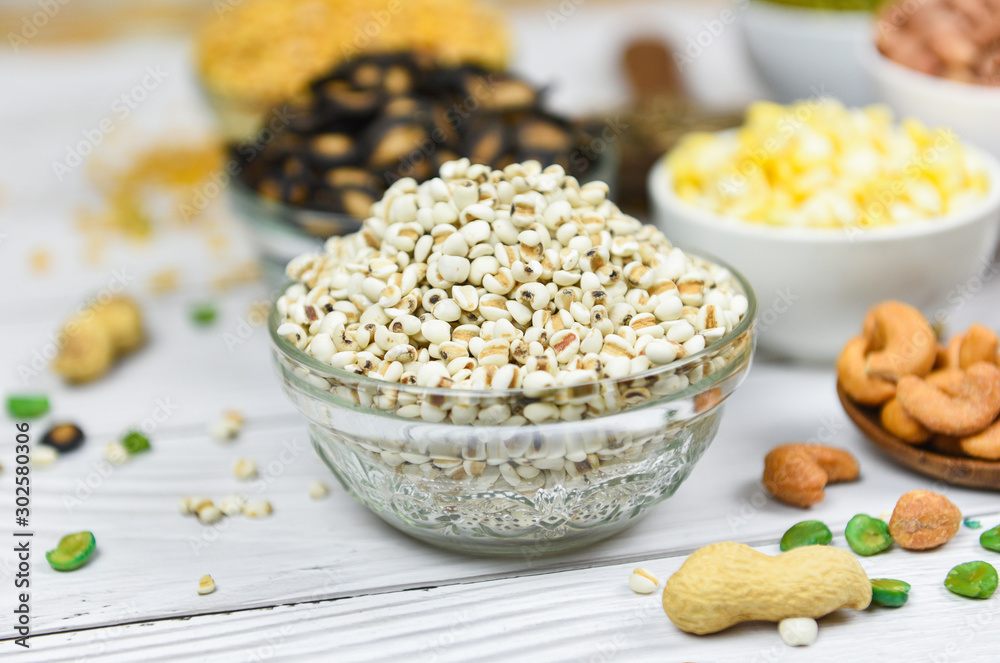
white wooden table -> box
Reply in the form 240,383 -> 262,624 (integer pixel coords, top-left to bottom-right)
2,5 -> 999,661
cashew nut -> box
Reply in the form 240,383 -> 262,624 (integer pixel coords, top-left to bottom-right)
926,368 -> 966,396
958,323 -> 999,369
863,301 -> 936,382
763,444 -> 860,508
897,362 -> 1000,436
960,419 -> 1000,460
837,336 -> 895,406
936,334 -> 963,370
880,397 -> 931,444
662,542 -> 871,635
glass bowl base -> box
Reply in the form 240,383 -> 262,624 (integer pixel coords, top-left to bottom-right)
309,410 -> 722,557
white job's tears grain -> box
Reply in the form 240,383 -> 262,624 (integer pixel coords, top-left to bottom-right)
628,568 -> 659,594
277,158 -> 747,410
308,480 -> 329,499
779,617 -> 818,647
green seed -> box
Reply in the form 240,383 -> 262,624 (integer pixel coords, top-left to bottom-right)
121,430 -> 151,455
45,531 -> 96,571
191,303 -> 218,326
6,394 -> 50,419
980,525 -> 1000,553
944,561 -> 998,599
780,520 -> 833,551
964,518 -> 982,529
870,578 -> 910,607
845,514 -> 893,556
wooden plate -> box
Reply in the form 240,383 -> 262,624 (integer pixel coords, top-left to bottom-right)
837,384 -> 1000,490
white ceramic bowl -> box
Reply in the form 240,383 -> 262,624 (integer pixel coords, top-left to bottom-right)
647,147 -> 1000,363
864,42 -> 1000,158
742,1 -> 876,106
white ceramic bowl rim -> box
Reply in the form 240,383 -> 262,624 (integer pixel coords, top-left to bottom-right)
650,133 -> 1000,244
746,0 -> 877,24
861,31 -> 1000,102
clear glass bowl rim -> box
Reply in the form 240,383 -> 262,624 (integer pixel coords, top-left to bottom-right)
269,247 -> 758,403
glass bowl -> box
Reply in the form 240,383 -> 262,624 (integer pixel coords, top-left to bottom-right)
268,255 -> 756,556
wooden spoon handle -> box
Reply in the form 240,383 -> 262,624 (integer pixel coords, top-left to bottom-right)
623,37 -> 686,102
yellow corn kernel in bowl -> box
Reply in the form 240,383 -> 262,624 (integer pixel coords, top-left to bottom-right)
664,99 -> 988,229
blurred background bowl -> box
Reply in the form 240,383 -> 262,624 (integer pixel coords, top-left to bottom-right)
864,42 -> 1000,158
742,0 -> 876,106
647,145 -> 1000,362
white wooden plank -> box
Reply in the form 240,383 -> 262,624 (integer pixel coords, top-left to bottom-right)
0,37 -> 213,207
0,36 -> 262,318
3,246 -> 1000,636
2,9 -> 1000,657
12,513 -> 1000,662
3,127 -> 999,640
4,340 -> 1000,636
1,284 -> 295,433
0,211 -> 262,324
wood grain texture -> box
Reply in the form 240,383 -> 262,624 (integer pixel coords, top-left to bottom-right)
10,514 -> 1000,662
0,40 -> 256,324
3,10 -> 1000,660
5,318 -> 1000,637
0,285 -> 293,435
3,228 -> 1000,638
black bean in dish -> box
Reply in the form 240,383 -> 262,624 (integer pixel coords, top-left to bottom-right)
41,423 -> 86,453
233,52 -> 607,235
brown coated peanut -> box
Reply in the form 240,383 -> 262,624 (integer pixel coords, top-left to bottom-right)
888,489 -> 961,550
